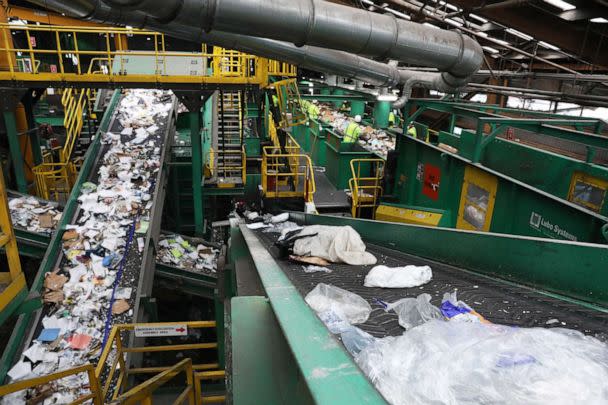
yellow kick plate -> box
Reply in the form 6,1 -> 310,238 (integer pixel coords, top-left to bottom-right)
375,205 -> 442,226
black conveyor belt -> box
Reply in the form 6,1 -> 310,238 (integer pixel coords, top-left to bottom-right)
254,230 -> 608,340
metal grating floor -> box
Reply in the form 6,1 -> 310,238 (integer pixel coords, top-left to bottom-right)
254,230 -> 608,340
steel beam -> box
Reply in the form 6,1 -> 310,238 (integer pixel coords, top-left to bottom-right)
3,111 -> 28,193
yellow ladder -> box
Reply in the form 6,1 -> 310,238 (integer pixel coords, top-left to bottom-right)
32,87 -> 92,201
0,165 -> 26,322
348,159 -> 385,219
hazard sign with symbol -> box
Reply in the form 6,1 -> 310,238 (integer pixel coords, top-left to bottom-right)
134,324 -> 188,337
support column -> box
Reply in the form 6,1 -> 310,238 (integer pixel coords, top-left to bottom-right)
449,113 -> 457,134
373,101 -> 391,129
332,89 -> 345,108
349,100 -> 365,117
190,110 -> 204,236
22,94 -> 43,165
4,111 -> 28,193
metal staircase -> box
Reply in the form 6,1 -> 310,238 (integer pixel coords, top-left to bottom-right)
33,87 -> 94,201
215,90 -> 245,188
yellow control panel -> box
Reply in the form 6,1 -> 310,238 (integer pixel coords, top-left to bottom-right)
375,205 -> 443,226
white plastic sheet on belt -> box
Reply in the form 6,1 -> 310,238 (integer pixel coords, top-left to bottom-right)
292,225 -> 377,265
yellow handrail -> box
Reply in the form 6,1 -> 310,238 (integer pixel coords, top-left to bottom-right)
0,364 -> 103,405
0,23 -> 294,87
115,358 -> 195,405
349,159 -> 385,218
273,78 -> 307,128
96,321 -> 222,402
0,321 -> 224,405
0,165 -> 27,320
262,141 -> 315,202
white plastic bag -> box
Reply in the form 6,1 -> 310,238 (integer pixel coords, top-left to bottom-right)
386,293 -> 443,330
305,283 -> 372,324
364,265 -> 432,288
293,225 -> 377,265
357,320 -> 608,405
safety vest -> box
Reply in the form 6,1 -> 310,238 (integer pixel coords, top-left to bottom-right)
344,122 -> 361,143
272,95 -> 279,107
407,125 -> 417,138
388,112 -> 396,127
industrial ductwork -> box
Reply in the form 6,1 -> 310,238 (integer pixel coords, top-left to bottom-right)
26,0 -> 483,103
102,0 -> 483,83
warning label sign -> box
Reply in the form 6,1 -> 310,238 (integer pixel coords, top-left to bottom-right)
134,324 -> 188,338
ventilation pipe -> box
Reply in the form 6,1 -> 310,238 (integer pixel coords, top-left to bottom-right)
104,0 -> 483,87
27,0 -> 483,103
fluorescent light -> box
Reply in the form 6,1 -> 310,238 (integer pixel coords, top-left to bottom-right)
591,17 -> 608,23
476,32 -> 489,38
377,94 -> 398,102
505,28 -> 533,41
482,46 -> 499,54
538,40 -> 560,51
542,0 -> 575,11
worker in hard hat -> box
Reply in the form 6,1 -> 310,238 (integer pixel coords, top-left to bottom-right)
344,115 -> 363,143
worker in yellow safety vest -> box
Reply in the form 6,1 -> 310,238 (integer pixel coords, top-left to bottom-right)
272,94 -> 279,108
407,123 -> 417,138
307,100 -> 320,120
344,115 -> 362,143
389,110 -> 396,127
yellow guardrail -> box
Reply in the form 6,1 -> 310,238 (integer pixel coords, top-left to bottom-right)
262,134 -> 315,202
0,24 -> 295,87
273,78 -> 307,128
0,165 -> 26,321
348,159 -> 385,219
0,364 -> 103,405
33,85 -> 92,201
0,321 -> 224,404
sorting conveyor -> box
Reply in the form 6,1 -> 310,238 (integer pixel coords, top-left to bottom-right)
228,212 -> 608,404
0,90 -> 177,382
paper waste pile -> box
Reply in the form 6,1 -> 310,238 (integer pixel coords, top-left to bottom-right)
8,196 -> 62,234
3,89 -> 174,405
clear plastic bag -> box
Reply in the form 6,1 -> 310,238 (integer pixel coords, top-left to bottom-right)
357,320 -> 608,405
386,293 -> 443,330
305,283 -> 372,324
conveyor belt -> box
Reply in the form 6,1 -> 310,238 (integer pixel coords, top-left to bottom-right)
12,91 -> 176,376
254,230 -> 608,340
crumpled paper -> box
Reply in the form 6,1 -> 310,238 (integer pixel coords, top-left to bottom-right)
7,89 -> 174,402
8,196 -> 62,234
156,234 -> 219,274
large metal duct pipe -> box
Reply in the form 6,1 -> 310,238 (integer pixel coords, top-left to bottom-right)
26,0 -> 476,102
104,0 -> 483,83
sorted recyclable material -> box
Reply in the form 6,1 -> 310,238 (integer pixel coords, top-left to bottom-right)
309,102 -> 396,158
305,283 -> 372,324
356,320 -> 608,405
364,265 -> 432,288
156,234 -> 219,274
8,196 -> 62,234
6,90 -> 174,402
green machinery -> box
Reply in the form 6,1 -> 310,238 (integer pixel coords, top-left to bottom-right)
226,212 -> 608,404
292,91 -> 608,244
